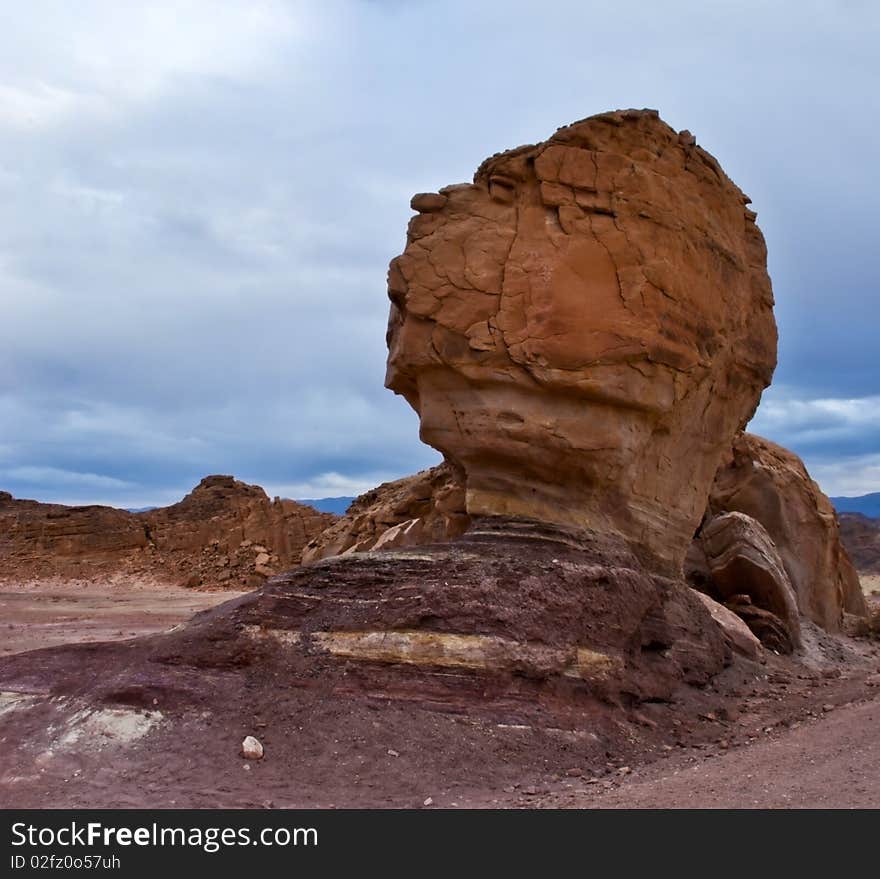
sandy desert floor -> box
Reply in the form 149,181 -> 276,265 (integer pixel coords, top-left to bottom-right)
0,586 -> 243,657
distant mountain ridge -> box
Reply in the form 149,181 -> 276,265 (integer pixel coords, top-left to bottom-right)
831,493 -> 880,519
297,496 -> 355,515
0,475 -> 336,588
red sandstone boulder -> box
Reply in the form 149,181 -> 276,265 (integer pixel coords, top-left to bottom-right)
385,108 -> 776,574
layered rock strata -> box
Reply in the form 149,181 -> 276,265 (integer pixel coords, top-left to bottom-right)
0,520 -> 731,719
308,431 -> 868,647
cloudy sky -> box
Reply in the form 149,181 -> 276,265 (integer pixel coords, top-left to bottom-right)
1,0 -> 878,507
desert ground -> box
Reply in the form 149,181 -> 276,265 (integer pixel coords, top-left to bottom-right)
0,570 -> 877,810
0,581 -> 243,657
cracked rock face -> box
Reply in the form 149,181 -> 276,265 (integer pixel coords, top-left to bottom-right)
386,109 -> 777,573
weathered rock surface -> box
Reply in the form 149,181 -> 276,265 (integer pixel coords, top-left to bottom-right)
699,511 -> 801,652
386,108 -> 776,574
303,462 -> 467,562
0,476 -> 335,589
0,494 -> 150,557
838,513 -> 880,575
707,432 -> 866,628
723,596 -> 797,655
691,589 -> 762,660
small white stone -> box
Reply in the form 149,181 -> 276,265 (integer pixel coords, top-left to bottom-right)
241,735 -> 264,760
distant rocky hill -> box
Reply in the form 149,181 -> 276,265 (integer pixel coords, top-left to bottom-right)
838,513 -> 880,575
832,493 -> 880,518
0,476 -> 336,589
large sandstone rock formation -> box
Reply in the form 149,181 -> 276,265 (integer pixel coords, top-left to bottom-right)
386,108 -> 777,573
0,110 -> 816,809
0,477 -> 335,588
706,432 -> 866,629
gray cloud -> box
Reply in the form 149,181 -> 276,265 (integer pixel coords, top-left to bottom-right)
1,1 -> 879,505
